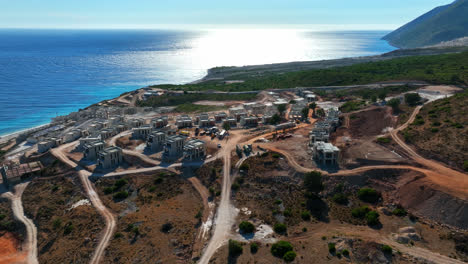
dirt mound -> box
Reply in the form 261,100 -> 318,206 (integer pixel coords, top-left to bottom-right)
348,107 -> 396,138
0,232 -> 24,264
395,175 -> 468,229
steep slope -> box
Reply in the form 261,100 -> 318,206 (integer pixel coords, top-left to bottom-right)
383,0 -> 468,48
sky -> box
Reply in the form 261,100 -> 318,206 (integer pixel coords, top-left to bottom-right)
0,0 -> 455,30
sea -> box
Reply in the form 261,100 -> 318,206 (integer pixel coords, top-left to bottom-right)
0,29 -> 395,136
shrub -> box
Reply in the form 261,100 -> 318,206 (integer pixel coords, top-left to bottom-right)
154,177 -> 163,184
228,239 -> 243,257
382,244 -> 392,254
357,188 -> 380,203
272,153 -> 280,159
405,93 -> 421,106
103,187 -> 115,194
392,208 -> 407,217
114,178 -> 128,189
250,242 -> 259,253
273,223 -> 287,234
161,222 -> 173,233
283,251 -> 297,262
321,236 -> 327,240
365,211 -> 380,226
304,171 -> 323,193
464,161 -> 468,172
114,232 -> 123,239
239,163 -> 249,171
351,206 -> 370,218
328,243 -> 336,253
64,223 -> 74,235
231,183 -> 240,191
301,211 -> 311,221
342,249 -> 350,256
431,128 -> 439,133
113,191 -> 129,200
271,241 -> 293,258
0,214 -> 5,221
274,199 -> 282,205
148,186 -> 156,192
387,98 -> 400,112
52,218 -> 62,229
332,193 -> 348,205
239,221 -> 255,234
376,137 -> 391,144
283,209 -> 292,217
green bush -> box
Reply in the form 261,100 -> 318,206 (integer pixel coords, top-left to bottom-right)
231,183 -> 240,191
357,188 -> 381,203
52,218 -> 62,229
430,128 -> 439,133
464,161 -> 468,172
271,241 -> 293,258
365,211 -> 380,226
114,178 -> 128,189
0,214 -> 5,221
161,222 -> 173,233
351,206 -> 370,218
250,242 -> 259,253
113,191 -> 129,200
304,171 -> 323,193
271,153 -> 281,159
114,232 -> 123,239
405,93 -> 421,106
392,208 -> 407,217
274,199 -> 282,205
328,243 -> 336,253
239,221 -> 255,234
148,186 -> 156,192
273,223 -> 287,234
301,211 -> 311,221
64,223 -> 74,235
382,244 -> 392,254
283,251 -> 297,262
332,193 -> 348,205
228,239 -> 243,257
283,209 -> 292,217
103,186 -> 115,194
376,137 -> 391,144
154,177 -> 163,184
342,249 -> 350,256
239,163 -> 249,171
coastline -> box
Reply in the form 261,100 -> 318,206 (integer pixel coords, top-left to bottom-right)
2,45 -> 466,143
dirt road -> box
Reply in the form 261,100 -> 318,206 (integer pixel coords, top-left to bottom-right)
51,143 -> 116,264
198,134 -> 242,264
1,183 -> 38,264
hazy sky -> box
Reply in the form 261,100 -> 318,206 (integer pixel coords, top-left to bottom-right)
0,0 -> 455,30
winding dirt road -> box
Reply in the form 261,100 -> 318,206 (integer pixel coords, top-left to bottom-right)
1,183 -> 38,264
51,144 -> 116,264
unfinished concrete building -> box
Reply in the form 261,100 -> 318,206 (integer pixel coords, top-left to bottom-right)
275,122 -> 296,131
127,118 -> 145,128
183,139 -> 207,160
98,146 -> 123,169
163,135 -> 185,158
147,131 -> 166,151
109,115 -> 123,125
309,129 -> 329,144
312,141 -> 340,165
1,162 -> 42,187
132,125 -> 151,140
37,137 -> 62,153
63,128 -> 83,143
151,116 -> 168,129
78,137 -> 100,150
100,128 -> 116,141
222,117 -> 237,127
214,112 -> 227,122
84,141 -> 106,161
262,115 -> 273,124
240,116 -> 259,127
175,115 -> 193,129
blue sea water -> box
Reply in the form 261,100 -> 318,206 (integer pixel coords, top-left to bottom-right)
0,29 -> 395,136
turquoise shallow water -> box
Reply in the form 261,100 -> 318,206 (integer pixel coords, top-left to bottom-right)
0,29 -> 395,136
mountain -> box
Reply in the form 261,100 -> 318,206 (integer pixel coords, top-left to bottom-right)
383,0 -> 468,48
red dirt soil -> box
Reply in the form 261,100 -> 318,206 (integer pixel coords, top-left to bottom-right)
0,232 -> 25,264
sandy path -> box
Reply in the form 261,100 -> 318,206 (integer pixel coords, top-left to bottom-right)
51,143 -> 116,264
198,134 -> 242,264
1,183 -> 38,264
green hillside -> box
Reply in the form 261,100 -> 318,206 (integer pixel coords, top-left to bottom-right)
383,0 -> 468,48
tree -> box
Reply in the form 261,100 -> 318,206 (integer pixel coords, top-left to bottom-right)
378,91 -> 387,101
273,223 -> 287,234
228,239 -> 243,257
405,93 -> 421,106
387,98 -> 400,112
303,171 -> 323,193
271,241 -> 293,258
315,108 -> 325,117
301,107 -> 310,120
239,221 -> 255,234
365,211 -> 380,225
277,104 -> 286,117
371,95 -> 377,103
283,251 -> 297,262
270,113 -> 281,125
357,188 -> 381,203
223,122 -> 231,131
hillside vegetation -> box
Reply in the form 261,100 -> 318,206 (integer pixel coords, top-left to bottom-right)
150,51 -> 468,92
402,89 -> 468,171
383,0 -> 468,48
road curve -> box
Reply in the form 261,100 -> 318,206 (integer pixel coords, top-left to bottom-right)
51,143 -> 116,264
1,182 -> 38,264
